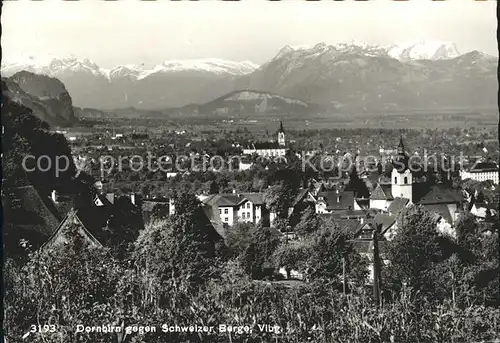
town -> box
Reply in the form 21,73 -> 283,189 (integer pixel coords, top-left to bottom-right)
9,120 -> 498,280
3,0 -> 499,341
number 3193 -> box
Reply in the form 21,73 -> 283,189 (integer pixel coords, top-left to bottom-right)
30,325 -> 56,333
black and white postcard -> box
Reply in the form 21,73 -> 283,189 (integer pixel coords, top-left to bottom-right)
2,1 -> 499,342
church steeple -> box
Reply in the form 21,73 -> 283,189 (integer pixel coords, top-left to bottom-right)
397,134 -> 405,154
394,134 -> 409,172
391,134 -> 413,201
277,120 -> 286,147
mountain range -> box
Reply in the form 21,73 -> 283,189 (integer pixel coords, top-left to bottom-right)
2,41 -> 497,112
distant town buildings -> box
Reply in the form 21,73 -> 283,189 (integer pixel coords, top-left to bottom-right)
460,161 -> 499,184
243,121 -> 288,157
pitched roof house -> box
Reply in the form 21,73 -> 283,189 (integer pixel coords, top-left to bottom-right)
202,192 -> 271,227
40,208 -> 103,251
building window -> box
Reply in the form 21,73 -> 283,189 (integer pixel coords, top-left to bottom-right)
224,217 -> 228,222
247,203 -> 250,209
404,177 -> 408,184
394,177 -> 398,184
224,208 -> 228,214
219,209 -> 222,214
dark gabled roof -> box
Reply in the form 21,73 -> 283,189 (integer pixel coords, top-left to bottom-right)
202,205 -> 227,239
466,162 -> 499,172
203,193 -> 268,207
141,200 -> 171,226
54,198 -> 75,218
369,184 -> 393,201
336,209 -> 378,219
105,193 -> 115,204
141,199 -> 170,212
40,208 -> 103,251
422,203 -> 454,224
317,190 -> 355,210
292,189 -> 310,207
361,214 -> 397,235
374,214 -> 397,234
473,202 -> 497,211
387,197 -> 410,215
240,192 -> 266,205
3,185 -> 61,237
93,193 -> 114,207
247,142 -> 284,150
335,218 -> 363,236
355,198 -> 370,210
413,184 -> 463,205
202,194 -> 242,207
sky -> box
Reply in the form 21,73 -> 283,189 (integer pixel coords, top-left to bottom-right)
2,0 -> 497,68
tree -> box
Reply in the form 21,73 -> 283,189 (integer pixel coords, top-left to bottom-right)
133,190 -> 227,287
225,221 -> 256,257
106,196 -> 145,259
294,206 -> 321,237
455,212 -> 481,262
208,180 -> 220,194
264,169 -> 300,219
345,165 -> 370,198
239,225 -> 281,279
272,241 -> 310,279
385,206 -> 445,296
306,225 -> 367,286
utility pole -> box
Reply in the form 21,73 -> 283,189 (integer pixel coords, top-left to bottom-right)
372,225 -> 382,306
342,257 -> 346,295
451,270 -> 456,308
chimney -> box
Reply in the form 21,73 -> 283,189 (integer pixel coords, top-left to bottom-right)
454,209 -> 461,224
169,198 -> 175,216
94,180 -> 104,194
130,193 -> 136,205
51,190 -> 57,203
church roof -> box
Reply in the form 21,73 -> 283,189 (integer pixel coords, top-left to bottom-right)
247,142 -> 284,150
413,184 -> 463,205
464,162 -> 498,173
387,197 -> 410,215
369,184 -> 394,201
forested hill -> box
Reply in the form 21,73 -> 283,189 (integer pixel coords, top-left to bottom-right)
2,79 -> 96,256
2,72 -> 77,126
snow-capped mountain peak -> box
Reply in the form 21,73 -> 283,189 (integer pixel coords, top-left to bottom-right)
1,54 -> 107,78
1,56 -> 258,81
385,40 -> 461,61
146,58 -> 258,77
271,40 -> 464,62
